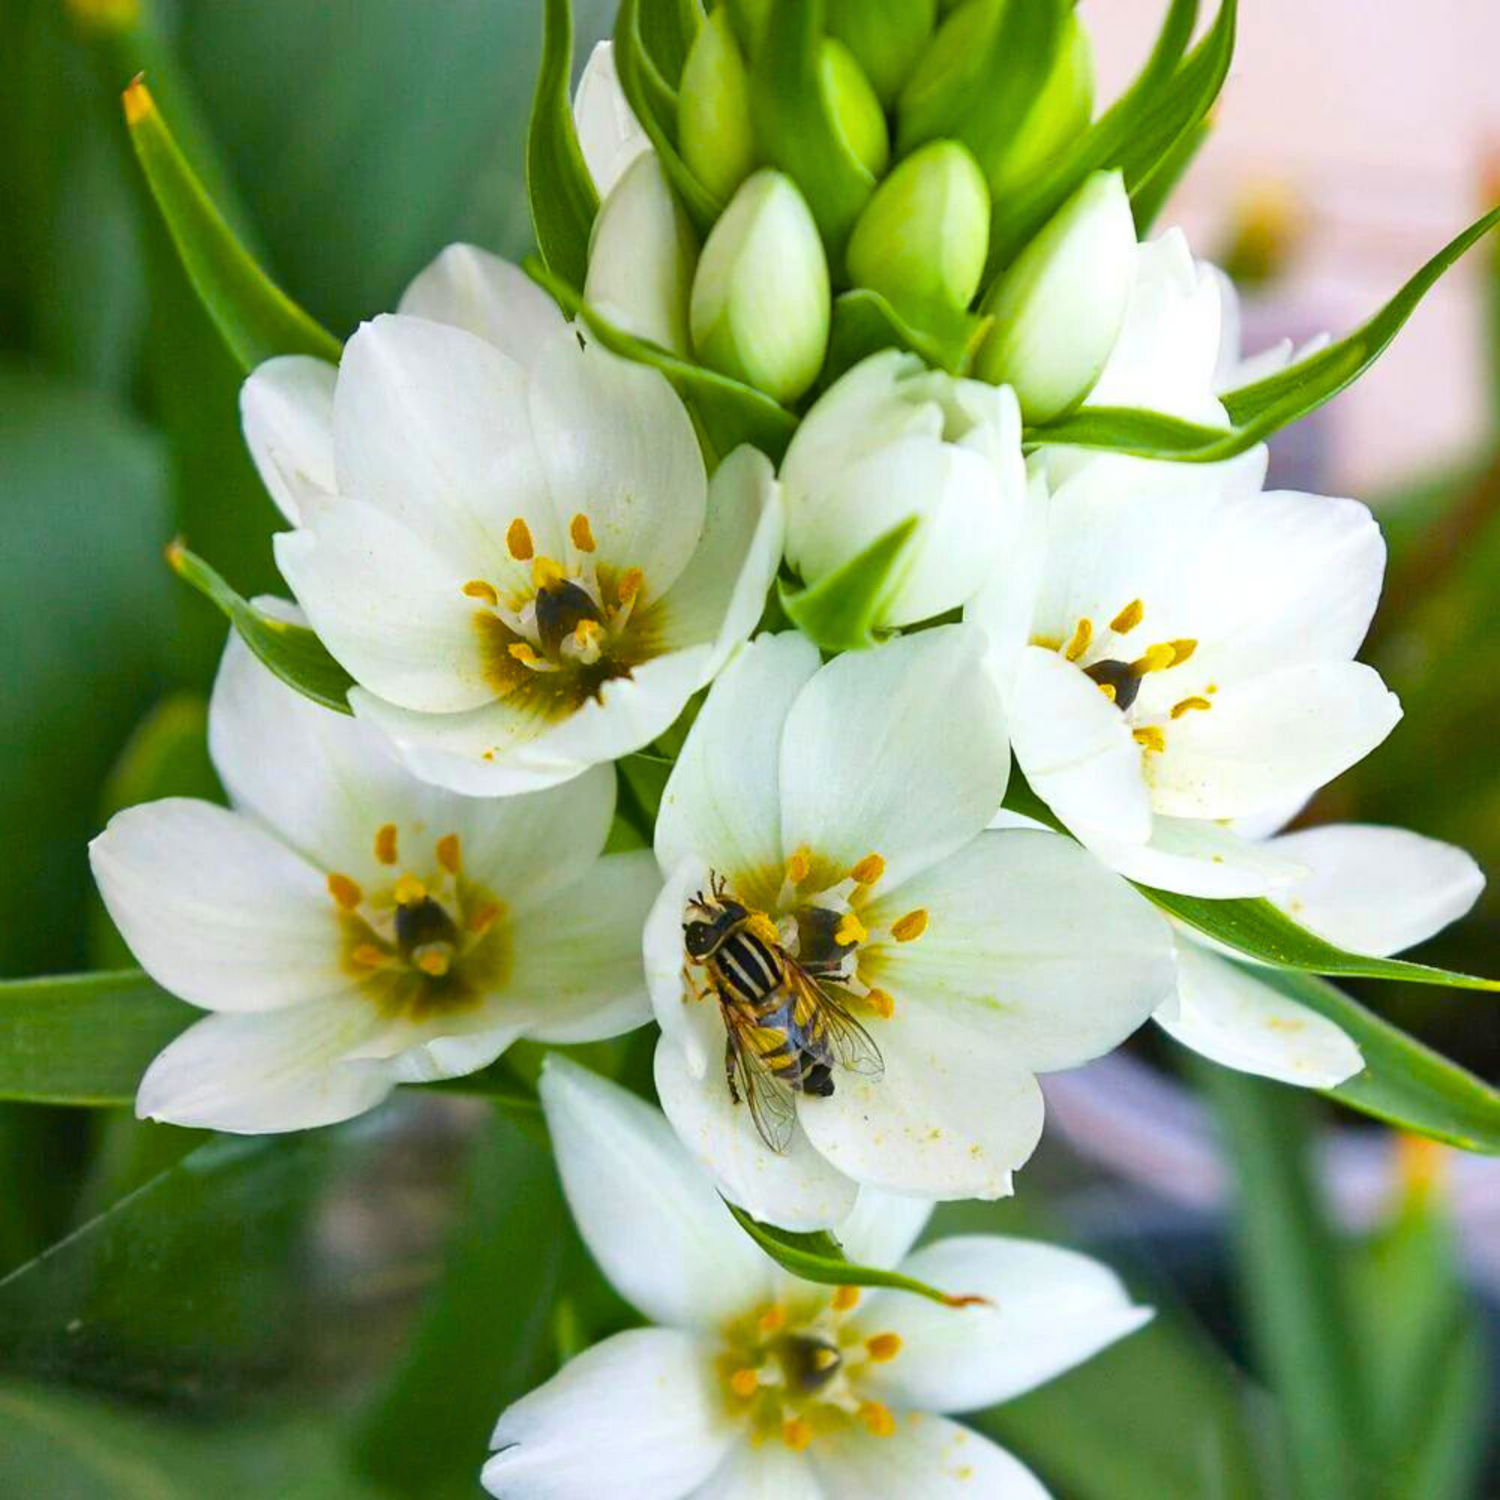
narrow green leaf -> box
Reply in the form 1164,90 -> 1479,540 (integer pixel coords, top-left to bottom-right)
777,517 -> 920,651
1144,888 -> 1500,994
168,543 -> 356,715
1130,116 -> 1212,235
123,77 -> 342,370
1023,404 -> 1239,460
527,0 -> 600,290
825,287 -> 986,382
639,0 -> 703,83
725,1202 -> 987,1307
526,257 -> 799,460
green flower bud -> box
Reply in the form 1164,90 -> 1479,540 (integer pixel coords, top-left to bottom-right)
898,0 -> 998,154
826,0 -> 938,107
820,37 -> 890,181
845,140 -> 990,322
679,8 -> 759,204
975,169 -> 1137,423
690,169 -> 831,404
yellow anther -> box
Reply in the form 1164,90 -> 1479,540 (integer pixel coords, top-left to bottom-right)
1133,726 -> 1166,754
781,1418 -> 815,1452
1135,643 -> 1177,674
1064,617 -> 1093,661
463,579 -> 499,607
811,1347 -> 840,1372
849,853 -> 885,887
890,909 -> 928,943
835,912 -> 868,947
394,874 -> 427,907
373,823 -> 399,866
1096,681 -> 1118,704
571,618 -> 604,653
758,1306 -> 787,1334
531,556 -> 565,590
616,567 -> 644,604
505,518 -> 534,561
1171,696 -> 1212,719
467,901 -> 504,936
729,1368 -> 761,1399
865,1333 -> 902,1363
785,847 -> 812,885
830,1286 -> 860,1313
508,642 -> 542,665
436,833 -> 462,873
1110,599 -> 1144,634
569,513 -> 597,553
1169,638 -> 1198,665
328,873 -> 363,911
865,988 -> 896,1020
351,943 -> 388,969
414,948 -> 452,978
859,1401 -> 897,1438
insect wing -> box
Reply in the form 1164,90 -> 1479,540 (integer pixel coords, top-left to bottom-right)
786,965 -> 885,1079
724,1009 -> 798,1152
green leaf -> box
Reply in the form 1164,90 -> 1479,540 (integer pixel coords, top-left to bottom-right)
825,286 -> 986,382
528,0 -> 601,290
639,0 -> 703,83
168,544 -> 356,715
124,77 -> 342,370
777,517 -> 920,651
1129,116 -> 1212,235
0,971 -> 193,1108
526,257 -> 799,460
725,1202 -> 987,1307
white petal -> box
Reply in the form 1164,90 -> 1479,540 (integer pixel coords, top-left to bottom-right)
656,635 -> 821,903
854,1236 -> 1152,1412
689,1443 -> 826,1500
654,1036 -> 859,1232
363,1020 -> 527,1085
645,858 -> 724,1071
813,1414 -> 1046,1499
1088,814 -> 1308,899
274,500 -> 494,714
863,830 -> 1174,1073
1008,645 -> 1151,847
963,469 -> 1051,698
796,1006 -> 1044,1201
1157,944 -> 1363,1088
779,627 -> 1010,891
585,153 -> 698,356
834,1189 -> 933,1271
572,41 -> 650,199
1146,662 -> 1400,820
528,329 -> 706,594
239,356 -> 337,523
136,995 -> 390,1133
540,1054 -> 774,1328
90,800 -> 347,1013
1266,824 -> 1484,957
484,1328 -> 732,1500
397,243 -> 565,369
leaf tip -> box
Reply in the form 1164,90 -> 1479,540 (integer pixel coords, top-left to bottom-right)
942,1292 -> 992,1309
122,74 -> 154,127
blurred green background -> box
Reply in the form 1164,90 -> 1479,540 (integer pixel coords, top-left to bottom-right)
0,1 -> 1495,1496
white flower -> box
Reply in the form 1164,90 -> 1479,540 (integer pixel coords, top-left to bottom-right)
240,242 -> 783,796
482,1055 -> 1153,1499
572,42 -> 649,200
644,629 -> 1176,1229
781,351 -> 1026,629
88,626 -> 659,1133
966,455 -> 1402,898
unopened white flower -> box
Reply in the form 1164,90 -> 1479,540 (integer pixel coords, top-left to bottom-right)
645,629 -> 1175,1229
241,243 -> 782,796
967,452 -> 1402,898
483,1055 -> 1152,1498
572,42 -> 649,200
781,351 -> 1026,628
89,628 -> 658,1134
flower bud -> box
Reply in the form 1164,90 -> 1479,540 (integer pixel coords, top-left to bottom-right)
820,37 -> 890,181
826,0 -> 938,107
845,140 -> 990,323
690,169 -> 831,404
975,169 -> 1137,423
898,0 -> 999,155
678,8 -> 758,204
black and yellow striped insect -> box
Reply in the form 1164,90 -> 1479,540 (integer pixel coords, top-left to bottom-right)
683,875 -> 884,1153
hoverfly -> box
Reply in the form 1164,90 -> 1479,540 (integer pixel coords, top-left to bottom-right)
683,875 -> 884,1153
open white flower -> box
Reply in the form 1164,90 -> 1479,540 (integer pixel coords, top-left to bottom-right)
645,629 -> 1176,1229
483,1055 -> 1152,1499
781,351 -> 1026,629
966,456 -> 1402,898
240,243 -> 782,797
89,626 -> 658,1133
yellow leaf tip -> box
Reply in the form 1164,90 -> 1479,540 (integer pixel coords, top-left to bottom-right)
123,75 -> 154,126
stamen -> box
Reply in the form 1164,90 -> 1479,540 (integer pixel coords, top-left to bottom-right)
467,901 -> 503,936
858,1401 -> 897,1438
890,909 -> 928,943
1133,726 -> 1166,754
865,988 -> 895,1020
758,1306 -> 787,1335
1096,682 -> 1118,704
1064,617 -> 1093,661
830,1286 -> 860,1313
729,1368 -> 761,1399
1135,643 -> 1177,675
811,1348 -> 841,1373
462,579 -> 499,607
1171,696 -> 1212,719
569,513 -> 596,553
394,874 -> 428,907
508,642 -> 559,673
781,1418 -> 815,1452
436,833 -> 462,873
848,853 -> 885,887
351,943 -> 390,968
531,556 -> 566,590
414,947 -> 452,977
865,1334 -> 902,1363
616,567 -> 644,605
505,518 -> 534,561
834,912 -> 868,947
373,824 -> 399,866
785,847 -> 812,886
1110,599 -> 1144,634
569,618 -> 604,665
328,873 -> 363,911
1169,638 -> 1198,665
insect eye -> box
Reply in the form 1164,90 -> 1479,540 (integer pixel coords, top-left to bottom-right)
683,921 -> 716,958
